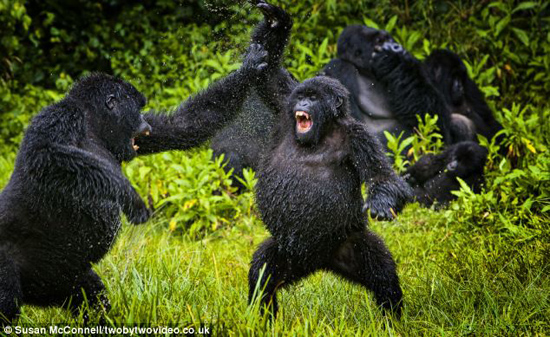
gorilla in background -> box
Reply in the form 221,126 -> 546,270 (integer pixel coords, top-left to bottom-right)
403,141 -> 488,207
424,49 -> 503,143
249,76 -> 410,318
321,25 -> 454,146
0,41 -> 268,321
210,0 -> 294,191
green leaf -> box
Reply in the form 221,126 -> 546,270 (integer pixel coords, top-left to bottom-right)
495,16 -> 511,37
385,15 -> 398,33
362,17 -> 379,29
512,28 -> 530,46
512,2 -> 538,13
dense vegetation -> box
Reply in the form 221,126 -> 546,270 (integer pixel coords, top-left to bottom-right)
1,0 -> 548,335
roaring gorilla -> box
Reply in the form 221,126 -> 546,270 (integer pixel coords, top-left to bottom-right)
403,141 -> 488,207
423,49 -> 503,142
0,42 -> 268,320
210,0 -> 294,191
249,76 -> 411,318
321,25 -> 454,145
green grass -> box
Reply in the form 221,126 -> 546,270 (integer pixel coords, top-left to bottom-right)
8,186 -> 549,336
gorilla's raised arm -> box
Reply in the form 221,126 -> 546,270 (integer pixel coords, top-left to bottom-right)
134,44 -> 268,155
251,1 -> 298,114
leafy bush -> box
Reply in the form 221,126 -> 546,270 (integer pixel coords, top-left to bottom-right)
124,149 -> 257,238
450,104 -> 549,235
385,114 -> 444,173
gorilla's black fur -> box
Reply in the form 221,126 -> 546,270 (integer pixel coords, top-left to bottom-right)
210,0 -> 294,191
321,25 -> 453,145
0,74 -> 151,322
135,43 -> 268,155
424,49 -> 503,143
403,141 -> 488,207
249,76 -> 412,318
0,41 -> 268,321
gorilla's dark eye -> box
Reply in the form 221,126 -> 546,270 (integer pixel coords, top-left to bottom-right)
354,49 -> 362,57
105,95 -> 117,110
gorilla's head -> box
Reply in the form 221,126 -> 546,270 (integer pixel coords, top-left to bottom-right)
445,141 -> 488,178
337,25 -> 404,72
70,73 -> 151,162
287,76 -> 350,146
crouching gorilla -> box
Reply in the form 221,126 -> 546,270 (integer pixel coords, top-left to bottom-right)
321,25 -> 454,146
423,49 -> 503,142
249,76 -> 412,318
403,141 -> 488,207
0,43 -> 268,321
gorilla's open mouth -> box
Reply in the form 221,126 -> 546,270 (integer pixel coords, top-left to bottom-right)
295,111 -> 313,133
131,129 -> 150,152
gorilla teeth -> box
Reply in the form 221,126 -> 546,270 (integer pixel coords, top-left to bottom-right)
131,138 -> 139,151
295,111 -> 312,133
295,111 -> 310,119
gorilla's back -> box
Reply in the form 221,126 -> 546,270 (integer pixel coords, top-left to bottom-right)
211,89 -> 275,170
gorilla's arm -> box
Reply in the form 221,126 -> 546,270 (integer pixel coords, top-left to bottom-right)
344,118 -> 412,220
26,144 -> 149,224
135,44 -> 268,155
252,1 -> 292,76
371,49 -> 453,142
402,153 -> 445,187
250,1 -> 298,114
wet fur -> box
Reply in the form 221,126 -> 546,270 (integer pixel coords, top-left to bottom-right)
249,76 -> 412,318
0,73 -> 150,322
211,1 -> 294,190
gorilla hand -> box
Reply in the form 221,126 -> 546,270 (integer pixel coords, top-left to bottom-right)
381,41 -> 404,53
242,43 -> 269,78
370,41 -> 411,78
363,180 -> 412,221
256,0 -> 292,29
124,196 -> 152,225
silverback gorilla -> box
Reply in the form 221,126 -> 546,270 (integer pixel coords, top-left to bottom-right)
403,141 -> 488,207
323,26 -> 503,147
0,42 -> 268,321
321,25 -> 454,145
249,76 -> 411,318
